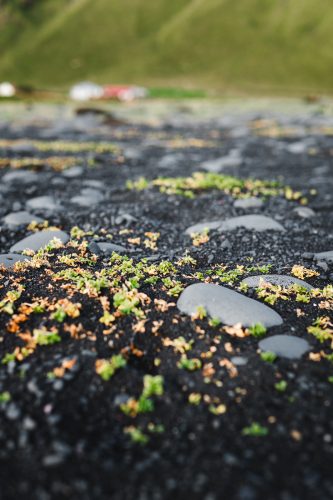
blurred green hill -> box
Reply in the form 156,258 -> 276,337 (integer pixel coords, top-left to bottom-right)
1,0 -> 333,93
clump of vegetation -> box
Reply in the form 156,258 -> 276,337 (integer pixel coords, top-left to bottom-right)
242,422 -> 269,437
0,156 -> 77,171
161,277 -> 184,297
177,356 -> 202,371
307,316 -> 333,345
32,139 -> 117,154
0,392 -> 11,404
123,422 -> 165,444
124,426 -> 149,445
163,336 -> 194,354
2,352 -> 16,365
255,281 -> 332,307
33,237 -> 66,259
256,282 -> 291,305
126,177 -> 149,191
260,351 -> 277,363
201,263 -> 271,286
50,299 -> 81,323
113,288 -> 144,318
176,253 -> 197,267
193,305 -> 207,320
188,393 -> 202,405
120,375 -> 164,417
0,139 -> 118,155
191,228 -> 210,247
144,232 -> 160,251
95,355 -> 127,381
101,253 -> 184,298
0,287 -> 24,315
248,323 -> 267,338
33,328 -> 61,346
209,317 -> 221,327
147,422 -> 165,434
142,375 -> 164,399
275,380 -> 288,392
209,403 -> 227,415
291,265 -> 320,280
127,171 -> 302,201
48,358 -> 77,379
54,268 -> 110,296
70,226 -> 94,240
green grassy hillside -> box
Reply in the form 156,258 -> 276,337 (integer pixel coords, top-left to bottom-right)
1,0 -> 333,93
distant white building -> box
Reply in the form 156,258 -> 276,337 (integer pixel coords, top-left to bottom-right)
69,82 -> 104,101
0,82 -> 16,97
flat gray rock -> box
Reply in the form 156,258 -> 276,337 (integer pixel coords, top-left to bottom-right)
71,188 -> 104,207
234,197 -> 263,209
9,143 -> 37,154
124,147 -> 142,160
231,356 -> 248,366
2,170 -> 39,184
70,195 -> 94,207
202,151 -> 242,172
217,215 -> 285,232
185,215 -> 284,235
185,220 -> 221,235
97,242 -> 128,254
241,274 -> 314,290
83,180 -> 104,189
259,335 -> 310,360
3,211 -> 43,227
158,153 -> 183,169
287,142 -> 307,154
313,250 -> 333,262
62,166 -> 84,178
293,206 -> 315,218
177,283 -> 283,328
10,230 -> 69,253
0,253 -> 31,269
26,196 -> 61,213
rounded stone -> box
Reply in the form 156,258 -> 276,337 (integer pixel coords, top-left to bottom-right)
0,253 -> 31,268
293,206 -> 315,218
70,188 -> 104,207
97,242 -> 128,254
287,142 -> 307,154
2,170 -> 39,184
202,152 -> 242,172
217,215 -> 285,232
231,356 -> 248,366
234,197 -> 263,209
10,230 -> 69,253
26,196 -> 61,213
259,335 -> 310,360
185,221 -> 221,235
185,215 -> 285,235
241,274 -> 314,290
70,195 -> 93,207
313,251 -> 333,262
62,166 -> 84,178
9,143 -> 37,154
83,180 -> 104,189
177,282 -> 283,328
70,195 -> 101,207
3,211 -> 43,227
